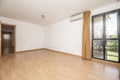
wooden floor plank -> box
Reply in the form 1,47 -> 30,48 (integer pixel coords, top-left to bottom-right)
0,49 -> 119,80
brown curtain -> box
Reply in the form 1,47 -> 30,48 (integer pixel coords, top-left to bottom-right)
82,11 -> 91,60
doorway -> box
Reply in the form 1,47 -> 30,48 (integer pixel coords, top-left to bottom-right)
0,23 -> 16,56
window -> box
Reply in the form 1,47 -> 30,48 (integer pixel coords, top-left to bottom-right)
3,34 -> 10,40
92,9 -> 120,63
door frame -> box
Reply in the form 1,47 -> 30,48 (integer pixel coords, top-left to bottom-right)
0,22 -> 16,56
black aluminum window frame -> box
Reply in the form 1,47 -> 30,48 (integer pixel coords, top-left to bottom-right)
92,9 -> 120,63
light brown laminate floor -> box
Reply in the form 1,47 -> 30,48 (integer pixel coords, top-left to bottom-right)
0,49 -> 119,80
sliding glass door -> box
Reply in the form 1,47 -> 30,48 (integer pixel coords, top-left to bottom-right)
92,9 -> 120,63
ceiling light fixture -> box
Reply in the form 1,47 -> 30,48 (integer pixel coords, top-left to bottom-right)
41,15 -> 45,18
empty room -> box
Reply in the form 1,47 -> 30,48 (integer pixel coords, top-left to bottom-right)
0,0 -> 120,80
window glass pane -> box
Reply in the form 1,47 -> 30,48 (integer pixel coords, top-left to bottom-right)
93,50 -> 104,59
93,40 -> 104,59
94,16 -> 103,38
106,12 -> 117,38
3,34 -> 10,40
105,40 -> 119,62
106,56 -> 118,62
93,40 -> 103,49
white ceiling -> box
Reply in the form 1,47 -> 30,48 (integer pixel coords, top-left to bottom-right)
0,0 -> 117,26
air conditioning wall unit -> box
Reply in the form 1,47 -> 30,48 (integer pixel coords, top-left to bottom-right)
70,12 -> 83,22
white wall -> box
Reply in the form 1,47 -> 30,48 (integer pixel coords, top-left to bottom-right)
45,2 -> 120,56
45,19 -> 83,56
0,17 -> 45,52
91,2 -> 120,15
